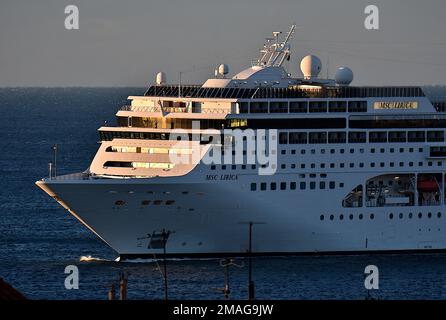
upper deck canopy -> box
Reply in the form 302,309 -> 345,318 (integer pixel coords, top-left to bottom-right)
144,85 -> 425,100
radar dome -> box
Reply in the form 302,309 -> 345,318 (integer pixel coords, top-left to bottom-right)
300,55 -> 322,79
335,67 -> 354,86
218,64 -> 229,77
156,72 -> 166,85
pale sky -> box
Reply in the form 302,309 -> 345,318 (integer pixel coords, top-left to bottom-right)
1,0 -> 446,86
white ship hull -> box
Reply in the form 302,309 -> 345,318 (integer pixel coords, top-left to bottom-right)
37,164 -> 446,258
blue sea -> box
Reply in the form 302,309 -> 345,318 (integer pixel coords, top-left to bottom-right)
1,88 -> 446,300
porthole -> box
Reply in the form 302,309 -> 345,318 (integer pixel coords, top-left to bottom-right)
389,213 -> 394,220
438,212 -> 442,218
409,213 -> 413,219
320,215 -> 324,221
418,213 -> 422,219
349,214 -> 354,220
330,215 -> 334,220
359,214 -> 363,220
339,214 -> 344,221
428,212 -> 432,219
399,213 -> 403,219
370,213 -> 375,220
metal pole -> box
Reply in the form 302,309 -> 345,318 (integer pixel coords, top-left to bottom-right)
48,162 -> 52,180
53,144 -> 57,178
248,221 -> 255,300
163,230 -> 168,301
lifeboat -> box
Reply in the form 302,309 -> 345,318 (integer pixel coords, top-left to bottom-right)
417,180 -> 438,191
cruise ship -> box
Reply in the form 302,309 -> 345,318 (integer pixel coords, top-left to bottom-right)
36,25 -> 446,259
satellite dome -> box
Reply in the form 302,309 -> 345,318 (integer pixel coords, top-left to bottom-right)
335,67 -> 354,86
218,64 -> 229,77
156,72 -> 166,85
300,55 -> 322,79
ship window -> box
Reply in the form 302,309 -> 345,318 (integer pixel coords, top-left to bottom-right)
329,101 -> 347,112
340,214 -> 344,220
359,214 -> 363,220
141,200 -> 150,206
418,213 -> 422,219
153,200 -> 162,205
428,212 -> 432,218
349,214 -> 354,220
290,182 -> 296,190
115,200 -> 125,206
320,182 -> 326,189
260,183 -> 267,191
250,183 -> 256,191
328,132 -> 346,144
166,200 -> 175,205
300,182 -> 306,190
309,132 -> 327,144
270,101 -> 288,113
408,131 -> 425,143
310,182 -> 316,190
320,215 -> 325,221
389,213 -> 394,220
399,213 -> 403,219
370,213 -> 375,220
348,132 -> 366,143
330,215 -> 334,220
348,101 -> 367,112
279,132 -> 288,144
369,132 -> 387,143
271,183 -> 277,190
309,101 -> 327,113
438,212 -> 442,218
289,101 -> 308,113
329,181 -> 336,189
289,132 -> 308,144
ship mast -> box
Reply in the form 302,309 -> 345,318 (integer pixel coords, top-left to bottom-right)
256,24 -> 296,67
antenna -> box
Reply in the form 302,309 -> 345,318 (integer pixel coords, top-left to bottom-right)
256,24 -> 296,68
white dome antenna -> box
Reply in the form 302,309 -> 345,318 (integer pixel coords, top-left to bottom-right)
300,55 -> 322,80
335,67 -> 354,86
218,64 -> 229,78
156,72 -> 166,85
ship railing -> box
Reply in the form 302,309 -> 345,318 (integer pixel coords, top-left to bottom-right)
50,172 -> 90,181
120,105 -> 162,113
